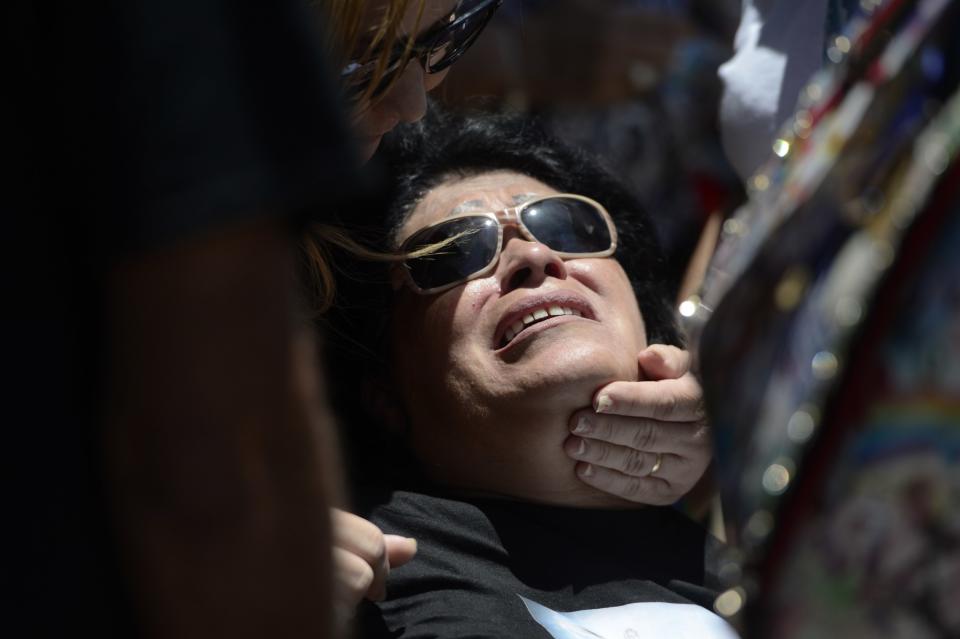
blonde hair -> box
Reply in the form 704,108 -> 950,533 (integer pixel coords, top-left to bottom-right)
319,0 -> 427,106
301,219 -> 479,314
301,224 -> 395,315
302,1 -> 431,314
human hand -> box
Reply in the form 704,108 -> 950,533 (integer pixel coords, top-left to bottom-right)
331,508 -> 417,610
563,345 -> 711,505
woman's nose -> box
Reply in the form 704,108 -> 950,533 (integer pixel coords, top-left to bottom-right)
496,229 -> 567,293
379,61 -> 429,124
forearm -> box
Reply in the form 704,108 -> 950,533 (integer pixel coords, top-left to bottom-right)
104,219 -> 341,637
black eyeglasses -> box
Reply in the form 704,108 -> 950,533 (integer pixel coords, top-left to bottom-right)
341,0 -> 503,101
399,194 -> 619,294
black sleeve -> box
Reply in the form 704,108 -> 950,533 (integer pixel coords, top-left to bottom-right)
27,0 -> 359,254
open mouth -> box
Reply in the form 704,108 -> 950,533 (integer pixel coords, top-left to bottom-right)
494,297 -> 595,349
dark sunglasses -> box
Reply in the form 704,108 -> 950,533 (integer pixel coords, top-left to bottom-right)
399,194 -> 619,294
341,0 -> 503,101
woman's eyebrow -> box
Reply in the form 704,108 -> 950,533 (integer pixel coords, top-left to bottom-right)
448,193 -> 541,217
449,199 -> 487,216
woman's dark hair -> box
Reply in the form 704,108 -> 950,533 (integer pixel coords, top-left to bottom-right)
324,105 -> 681,496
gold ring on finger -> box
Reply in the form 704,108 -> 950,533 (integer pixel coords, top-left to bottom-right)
649,452 -> 663,476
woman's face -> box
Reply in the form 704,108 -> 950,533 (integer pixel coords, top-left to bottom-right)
389,171 -> 649,498
350,1 -> 458,162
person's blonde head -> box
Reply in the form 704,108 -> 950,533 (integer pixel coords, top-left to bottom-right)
319,1 -> 426,106
303,1 -> 429,314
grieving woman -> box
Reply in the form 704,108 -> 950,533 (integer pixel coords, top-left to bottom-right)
326,109 -> 732,638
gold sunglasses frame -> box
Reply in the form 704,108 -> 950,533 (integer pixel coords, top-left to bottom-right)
399,193 -> 619,295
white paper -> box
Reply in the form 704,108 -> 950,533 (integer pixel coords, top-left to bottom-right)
519,595 -> 739,639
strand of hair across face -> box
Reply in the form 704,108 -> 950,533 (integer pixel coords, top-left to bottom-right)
302,221 -> 481,314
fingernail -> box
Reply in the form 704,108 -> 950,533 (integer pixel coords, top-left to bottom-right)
579,463 -> 594,477
572,437 -> 586,456
573,416 -> 591,434
595,395 -> 612,413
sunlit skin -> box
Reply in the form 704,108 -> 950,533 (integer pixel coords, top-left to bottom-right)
391,171 -> 650,507
351,0 -> 455,162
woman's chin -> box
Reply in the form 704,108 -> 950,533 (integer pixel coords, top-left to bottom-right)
356,135 -> 382,163
507,349 -> 638,405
